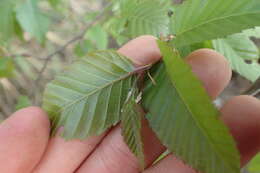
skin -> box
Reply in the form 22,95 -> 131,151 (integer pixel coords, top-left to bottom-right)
0,35 -> 260,173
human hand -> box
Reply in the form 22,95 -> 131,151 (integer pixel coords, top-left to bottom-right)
1,36 -> 260,173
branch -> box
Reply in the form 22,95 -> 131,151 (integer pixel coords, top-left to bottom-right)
34,3 -> 112,86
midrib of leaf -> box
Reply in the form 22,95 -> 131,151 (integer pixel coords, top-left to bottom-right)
171,73 -> 234,171
52,65 -> 150,115
176,11 -> 260,37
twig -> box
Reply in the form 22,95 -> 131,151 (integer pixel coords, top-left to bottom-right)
7,53 -> 33,58
34,3 -> 112,86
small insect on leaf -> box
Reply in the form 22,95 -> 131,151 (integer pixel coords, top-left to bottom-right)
159,34 -> 175,42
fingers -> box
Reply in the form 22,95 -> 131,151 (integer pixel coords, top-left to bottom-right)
33,36 -> 161,173
221,95 -> 260,165
144,95 -> 260,173
118,35 -> 161,66
186,49 -> 231,99
144,155 -> 196,173
0,107 -> 50,173
76,36 -> 231,173
120,36 -> 232,99
31,36 -> 157,173
33,129 -> 106,173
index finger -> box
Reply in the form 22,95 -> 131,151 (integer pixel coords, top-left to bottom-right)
118,35 -> 161,66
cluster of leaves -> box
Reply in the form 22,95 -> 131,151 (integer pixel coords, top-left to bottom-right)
0,0 -> 50,44
0,0 -> 260,172
74,0 -> 171,55
43,1 -> 260,173
0,0 -> 96,115
0,0 -> 51,112
1,0 -> 259,81
61,0 -> 260,87
107,0 -> 260,82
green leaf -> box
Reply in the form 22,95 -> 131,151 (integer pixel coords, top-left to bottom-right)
218,34 -> 259,61
48,0 -> 60,8
43,50 -> 137,139
121,88 -> 144,169
248,154 -> 260,173
171,0 -> 260,47
0,58 -> 14,78
243,27 -> 260,38
85,25 -> 108,50
85,12 -> 100,22
74,40 -> 94,57
213,35 -> 260,82
179,40 -> 213,57
14,17 -> 24,41
119,0 -> 139,15
143,41 -> 240,173
104,17 -> 128,45
16,0 -> 50,43
0,0 -> 16,42
15,95 -> 32,110
121,0 -> 169,38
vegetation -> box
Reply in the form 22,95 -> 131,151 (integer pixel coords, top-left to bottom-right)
0,0 -> 260,173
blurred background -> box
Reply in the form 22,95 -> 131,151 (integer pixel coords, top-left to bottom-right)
0,0 -> 259,172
